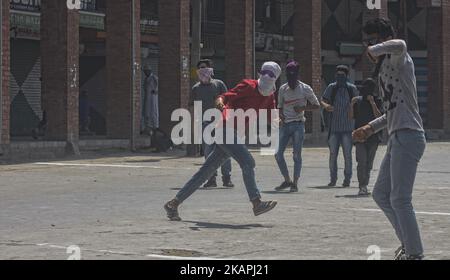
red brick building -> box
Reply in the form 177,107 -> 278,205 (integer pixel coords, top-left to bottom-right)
1,0 -> 449,157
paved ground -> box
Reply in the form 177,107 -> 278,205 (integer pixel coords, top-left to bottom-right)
1,142 -> 449,260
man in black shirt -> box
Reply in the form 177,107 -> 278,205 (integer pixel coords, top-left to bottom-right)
349,79 -> 383,196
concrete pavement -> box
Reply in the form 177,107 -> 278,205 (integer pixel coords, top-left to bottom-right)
1,142 -> 449,260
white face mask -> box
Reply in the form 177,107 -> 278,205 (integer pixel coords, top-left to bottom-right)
258,75 -> 276,96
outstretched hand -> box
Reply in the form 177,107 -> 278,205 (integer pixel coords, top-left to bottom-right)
352,125 -> 375,143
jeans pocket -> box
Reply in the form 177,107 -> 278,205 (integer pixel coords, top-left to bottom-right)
395,131 -> 426,161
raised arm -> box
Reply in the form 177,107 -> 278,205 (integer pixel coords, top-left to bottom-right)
368,39 -> 407,57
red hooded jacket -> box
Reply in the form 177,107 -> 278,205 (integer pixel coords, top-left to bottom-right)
218,79 -> 276,128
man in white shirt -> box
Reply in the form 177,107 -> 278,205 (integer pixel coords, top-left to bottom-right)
274,61 -> 320,192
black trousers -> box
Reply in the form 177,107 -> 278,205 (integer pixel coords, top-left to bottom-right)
355,141 -> 379,188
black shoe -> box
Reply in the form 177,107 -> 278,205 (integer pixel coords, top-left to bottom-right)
290,186 -> 299,193
394,246 -> 406,260
203,178 -> 217,188
222,177 -> 235,188
164,201 -> 181,221
253,201 -> 277,216
398,254 -> 424,260
328,181 -> 337,187
358,186 -> 370,196
343,181 -> 351,188
275,181 -> 293,191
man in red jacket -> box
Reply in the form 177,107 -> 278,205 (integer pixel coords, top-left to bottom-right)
164,62 -> 281,221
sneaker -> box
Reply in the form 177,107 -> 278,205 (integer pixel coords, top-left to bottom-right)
253,201 -> 277,216
275,181 -> 293,191
203,178 -> 217,188
358,186 -> 370,196
328,181 -> 337,187
164,201 -> 181,221
343,180 -> 351,188
222,177 -> 235,188
290,185 -> 299,193
398,254 -> 424,260
394,246 -> 406,260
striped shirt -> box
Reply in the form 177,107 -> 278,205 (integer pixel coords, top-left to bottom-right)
322,82 -> 358,133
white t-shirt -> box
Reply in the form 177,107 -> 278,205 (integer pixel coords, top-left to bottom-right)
278,81 -> 320,123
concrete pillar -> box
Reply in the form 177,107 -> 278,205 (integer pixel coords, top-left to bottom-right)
106,0 -> 141,147
41,0 -> 80,155
224,0 -> 254,88
443,1 -> 450,134
1,0 -> 10,151
426,6 -> 443,129
293,0 -> 322,137
158,0 -> 190,134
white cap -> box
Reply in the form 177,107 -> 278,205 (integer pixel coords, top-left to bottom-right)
261,61 -> 281,79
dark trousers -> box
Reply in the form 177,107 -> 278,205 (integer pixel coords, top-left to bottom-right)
355,141 -> 379,188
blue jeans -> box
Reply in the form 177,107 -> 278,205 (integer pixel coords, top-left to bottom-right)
372,130 -> 426,256
176,130 -> 261,203
275,121 -> 305,182
202,122 -> 232,181
328,132 -> 353,183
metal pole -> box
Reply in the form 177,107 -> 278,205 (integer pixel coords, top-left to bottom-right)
131,0 -> 137,151
187,0 -> 202,156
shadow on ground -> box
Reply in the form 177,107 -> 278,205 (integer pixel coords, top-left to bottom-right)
184,221 -> 272,231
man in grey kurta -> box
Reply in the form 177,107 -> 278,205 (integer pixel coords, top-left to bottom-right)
142,65 -> 159,134
354,18 -> 426,260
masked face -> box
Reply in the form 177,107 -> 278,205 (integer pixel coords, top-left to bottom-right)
197,67 -> 214,84
286,71 -> 299,89
258,73 -> 277,96
144,70 -> 152,77
336,73 -> 348,87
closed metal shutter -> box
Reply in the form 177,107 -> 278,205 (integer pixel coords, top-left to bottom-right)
10,38 -> 42,137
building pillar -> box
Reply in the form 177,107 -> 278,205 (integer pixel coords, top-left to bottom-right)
106,0 -> 141,147
224,0 -> 254,87
443,1 -> 450,134
41,0 -> 80,155
360,0 -> 389,79
293,0 -> 322,138
426,5 -> 443,129
158,0 -> 190,134
1,0 -> 10,152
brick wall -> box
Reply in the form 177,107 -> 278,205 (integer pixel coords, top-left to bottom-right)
158,0 -> 190,135
293,0 -> 322,136
41,0 -> 80,151
225,0 -> 254,87
1,0 -> 10,146
106,0 -> 141,141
